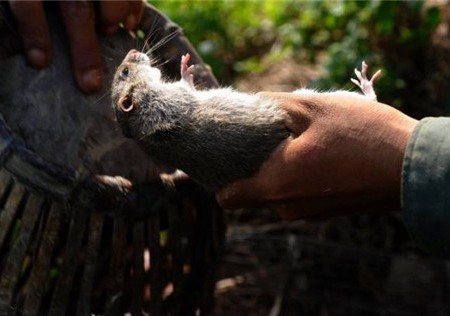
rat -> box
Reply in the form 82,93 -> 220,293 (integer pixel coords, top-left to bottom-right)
112,49 -> 381,191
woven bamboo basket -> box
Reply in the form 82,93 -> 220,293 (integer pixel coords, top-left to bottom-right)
0,3 -> 225,315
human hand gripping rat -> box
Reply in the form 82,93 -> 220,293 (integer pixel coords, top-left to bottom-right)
112,50 -> 418,219
218,67 -> 418,219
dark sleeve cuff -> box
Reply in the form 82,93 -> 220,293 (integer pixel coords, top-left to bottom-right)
402,117 -> 450,256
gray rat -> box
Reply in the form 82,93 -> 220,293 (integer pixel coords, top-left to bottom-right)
112,49 -> 380,191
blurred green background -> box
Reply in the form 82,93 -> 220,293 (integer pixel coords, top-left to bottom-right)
151,0 -> 449,118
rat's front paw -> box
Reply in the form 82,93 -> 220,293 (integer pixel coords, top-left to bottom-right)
351,61 -> 382,101
180,54 -> 195,87
160,169 -> 190,188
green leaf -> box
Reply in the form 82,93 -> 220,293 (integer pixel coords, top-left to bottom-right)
426,7 -> 441,28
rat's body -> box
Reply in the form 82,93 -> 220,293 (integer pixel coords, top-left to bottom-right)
112,50 -> 380,191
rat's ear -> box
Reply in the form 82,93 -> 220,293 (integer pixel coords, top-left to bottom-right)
119,94 -> 134,112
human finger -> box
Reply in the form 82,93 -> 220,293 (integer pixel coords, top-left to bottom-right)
9,0 -> 50,68
99,0 -> 144,33
127,0 -> 145,30
59,1 -> 103,93
99,1 -> 130,34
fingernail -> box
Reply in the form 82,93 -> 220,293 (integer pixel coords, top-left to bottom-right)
27,48 -> 48,68
80,68 -> 103,93
125,15 -> 137,30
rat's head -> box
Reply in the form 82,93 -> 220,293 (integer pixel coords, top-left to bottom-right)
112,49 -> 189,141
112,49 -> 161,110
112,49 -> 163,138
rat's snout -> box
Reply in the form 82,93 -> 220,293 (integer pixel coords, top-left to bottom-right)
126,49 -> 139,58
125,49 -> 150,64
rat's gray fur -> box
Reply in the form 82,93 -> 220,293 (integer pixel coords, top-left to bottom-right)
112,50 -> 289,191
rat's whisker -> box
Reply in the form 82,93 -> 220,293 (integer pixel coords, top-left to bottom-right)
145,29 -> 180,56
90,88 -> 111,107
153,56 -> 175,69
141,15 -> 161,54
101,54 -> 114,61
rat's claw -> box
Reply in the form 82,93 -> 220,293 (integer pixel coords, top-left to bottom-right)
350,78 -> 362,89
351,61 -> 381,101
180,54 -> 189,73
180,53 -> 191,73
354,68 -> 363,82
356,61 -> 369,81
180,53 -> 195,87
160,169 -> 190,188
370,69 -> 382,83
182,53 -> 191,64
361,61 -> 368,74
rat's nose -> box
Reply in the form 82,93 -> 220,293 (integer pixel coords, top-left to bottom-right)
125,49 -> 150,64
127,49 -> 140,58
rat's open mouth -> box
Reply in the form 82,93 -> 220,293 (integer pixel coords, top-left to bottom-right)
118,95 -> 134,112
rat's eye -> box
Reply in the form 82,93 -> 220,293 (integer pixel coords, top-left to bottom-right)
121,67 -> 129,78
